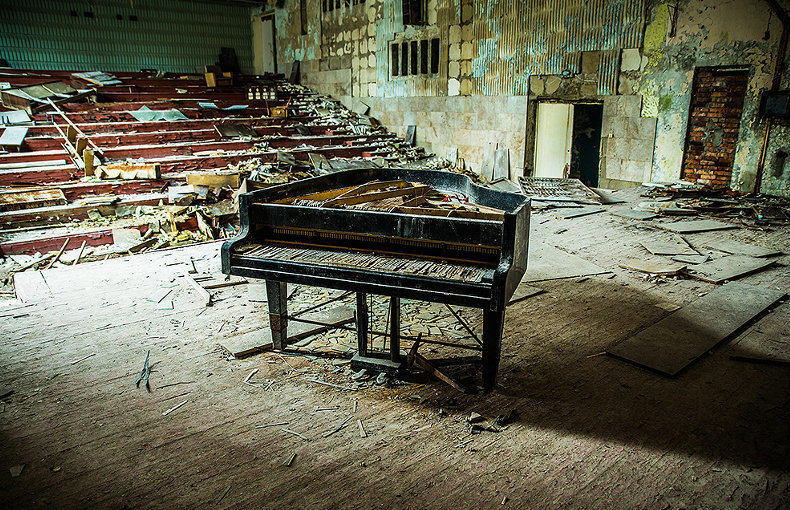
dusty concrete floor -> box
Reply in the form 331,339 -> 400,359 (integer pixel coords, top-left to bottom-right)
1,187 -> 789,509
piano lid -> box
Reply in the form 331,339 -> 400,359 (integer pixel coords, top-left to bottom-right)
245,167 -> 529,218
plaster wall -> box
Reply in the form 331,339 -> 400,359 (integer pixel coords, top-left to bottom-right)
267,0 -> 790,196
641,0 -> 790,194
364,95 -> 528,173
268,0 -> 649,179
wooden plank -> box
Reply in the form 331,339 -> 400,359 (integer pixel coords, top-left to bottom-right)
641,236 -> 697,256
218,329 -> 273,358
607,282 -> 785,376
186,274 -> 212,306
493,148 -> 510,180
609,209 -> 658,221
703,240 -> 781,258
619,259 -> 686,275
410,351 -> 467,393
524,242 -> 609,282
13,271 -> 52,302
0,188 -> 66,212
672,254 -> 709,265
98,163 -> 161,180
289,305 -> 355,346
185,172 -> 241,188
728,304 -> 790,365
686,255 -> 776,284
656,219 -> 736,234
550,207 -> 604,219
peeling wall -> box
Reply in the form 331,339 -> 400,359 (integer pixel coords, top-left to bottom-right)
268,0 -> 790,196
269,0 -> 652,176
641,0 -> 790,194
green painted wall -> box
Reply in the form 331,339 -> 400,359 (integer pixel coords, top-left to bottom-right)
0,0 -> 253,73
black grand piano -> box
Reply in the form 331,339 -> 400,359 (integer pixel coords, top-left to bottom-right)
221,167 -> 529,391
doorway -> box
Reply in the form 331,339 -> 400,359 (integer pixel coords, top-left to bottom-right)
253,13 -> 277,75
533,102 -> 603,187
680,68 -> 749,188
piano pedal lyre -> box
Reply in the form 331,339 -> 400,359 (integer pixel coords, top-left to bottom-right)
350,293 -> 406,377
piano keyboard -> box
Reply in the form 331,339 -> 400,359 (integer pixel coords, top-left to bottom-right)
236,244 -> 491,283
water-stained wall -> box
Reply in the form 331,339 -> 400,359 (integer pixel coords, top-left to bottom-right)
640,0 -> 789,195
268,0 -> 790,195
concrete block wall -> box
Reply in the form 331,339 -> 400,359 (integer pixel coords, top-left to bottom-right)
599,95 -> 657,189
301,65 -> 352,107
364,96 -> 528,177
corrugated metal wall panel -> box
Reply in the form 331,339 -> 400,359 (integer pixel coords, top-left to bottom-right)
0,0 -> 254,73
597,48 -> 620,95
469,0 -> 645,95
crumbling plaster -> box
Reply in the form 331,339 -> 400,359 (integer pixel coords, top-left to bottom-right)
641,0 -> 790,195
264,0 -> 789,195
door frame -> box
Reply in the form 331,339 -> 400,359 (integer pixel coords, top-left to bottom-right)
525,98 -> 605,181
253,11 -> 277,75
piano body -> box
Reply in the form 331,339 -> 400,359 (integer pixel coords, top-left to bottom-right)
221,167 -> 530,391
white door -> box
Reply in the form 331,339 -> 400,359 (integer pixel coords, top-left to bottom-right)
253,15 -> 276,75
534,103 -> 574,178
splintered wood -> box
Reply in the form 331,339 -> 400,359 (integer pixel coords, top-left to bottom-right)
237,244 -> 490,282
274,179 -> 505,220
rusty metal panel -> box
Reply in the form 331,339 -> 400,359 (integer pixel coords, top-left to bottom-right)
597,49 -> 620,95
469,0 -> 645,95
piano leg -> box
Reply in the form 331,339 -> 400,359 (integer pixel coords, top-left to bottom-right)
266,281 -> 288,350
482,309 -> 505,392
390,296 -> 401,362
356,292 -> 368,357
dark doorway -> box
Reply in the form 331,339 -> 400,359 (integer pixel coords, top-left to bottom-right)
680,67 -> 749,189
570,104 -> 603,187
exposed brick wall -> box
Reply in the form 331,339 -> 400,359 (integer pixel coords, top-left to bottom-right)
681,69 -> 749,189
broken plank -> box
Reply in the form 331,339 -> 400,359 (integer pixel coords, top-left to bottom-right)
641,237 -> 698,256
703,240 -> 781,258
13,270 -> 53,302
411,352 -> 467,393
214,123 -> 257,138
199,276 -> 248,289
218,328 -> 273,358
524,242 -> 609,282
672,254 -> 709,265
656,219 -> 736,234
0,188 -> 66,212
185,171 -> 241,188
185,274 -> 212,306
609,209 -> 658,221
619,259 -> 686,275
98,163 -> 161,180
686,255 -> 776,284
46,239 -> 70,268
289,305 -> 355,346
607,282 -> 785,376
550,207 -> 604,219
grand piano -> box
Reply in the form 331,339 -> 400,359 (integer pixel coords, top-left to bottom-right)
221,167 -> 529,390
